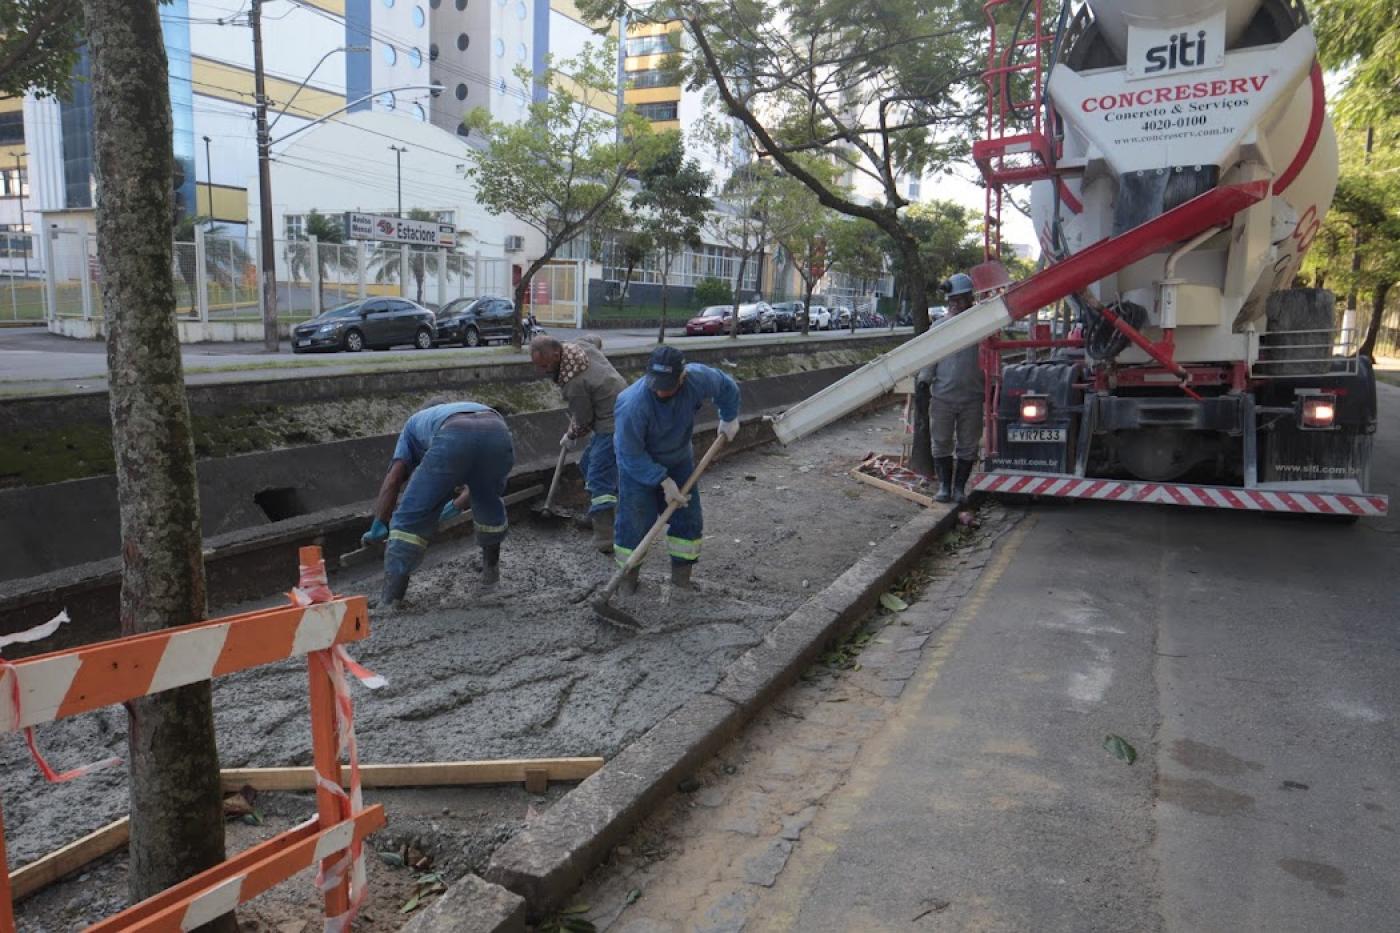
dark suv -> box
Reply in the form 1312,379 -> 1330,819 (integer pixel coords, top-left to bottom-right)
435,296 -> 517,347
292,298 -> 436,353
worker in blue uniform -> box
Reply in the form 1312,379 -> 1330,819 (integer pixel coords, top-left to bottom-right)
613,345 -> 741,592
361,401 -> 514,604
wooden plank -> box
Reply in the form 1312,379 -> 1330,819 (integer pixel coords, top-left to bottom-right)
9,818 -> 130,901
219,757 -> 605,792
850,466 -> 936,508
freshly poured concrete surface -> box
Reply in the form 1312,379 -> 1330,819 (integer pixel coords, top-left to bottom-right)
5,408 -> 918,926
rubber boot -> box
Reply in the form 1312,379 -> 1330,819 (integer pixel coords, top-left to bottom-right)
670,560 -> 696,590
591,509 -> 614,554
620,565 -> 641,595
479,543 -> 501,588
381,573 -> 409,605
933,457 -> 954,503
953,459 -> 976,504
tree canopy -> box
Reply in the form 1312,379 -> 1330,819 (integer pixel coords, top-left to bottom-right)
463,40 -> 664,341
1313,0 -> 1399,123
0,0 -> 83,98
579,0 -> 985,333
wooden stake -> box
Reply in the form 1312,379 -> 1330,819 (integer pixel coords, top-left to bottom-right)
9,818 -> 130,902
220,757 -> 604,792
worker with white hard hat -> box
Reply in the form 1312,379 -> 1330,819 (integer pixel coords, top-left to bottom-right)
920,272 -> 982,503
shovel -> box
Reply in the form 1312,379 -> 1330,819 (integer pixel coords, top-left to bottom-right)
591,434 -> 728,629
338,483 -> 546,570
530,444 -> 578,523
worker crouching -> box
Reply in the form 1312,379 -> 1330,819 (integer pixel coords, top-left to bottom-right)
614,346 -> 740,592
363,402 -> 515,604
530,334 -> 627,553
921,273 -> 982,503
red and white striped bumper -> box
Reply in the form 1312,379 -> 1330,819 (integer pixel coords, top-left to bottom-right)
970,472 -> 1389,517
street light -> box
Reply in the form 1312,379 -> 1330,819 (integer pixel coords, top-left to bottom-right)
389,145 -> 407,217
250,16 -> 371,352
202,135 -> 213,223
13,151 -> 27,279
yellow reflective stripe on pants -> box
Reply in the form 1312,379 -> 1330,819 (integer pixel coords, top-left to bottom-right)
666,535 -> 701,561
474,520 -> 509,534
388,529 -> 428,549
613,544 -> 633,568
591,494 -> 618,507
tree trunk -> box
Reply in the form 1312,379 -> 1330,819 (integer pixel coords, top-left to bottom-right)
904,269 -> 934,476
618,265 -> 634,312
729,251 -> 750,339
84,0 -> 234,925
801,275 -> 816,336
657,264 -> 670,344
1359,280 -> 1393,361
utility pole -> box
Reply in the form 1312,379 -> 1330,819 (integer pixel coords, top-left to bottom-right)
202,135 -> 213,222
252,0 -> 280,352
389,144 -> 407,217
14,152 -> 27,280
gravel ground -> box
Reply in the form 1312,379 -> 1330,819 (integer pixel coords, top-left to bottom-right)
8,407 -> 920,930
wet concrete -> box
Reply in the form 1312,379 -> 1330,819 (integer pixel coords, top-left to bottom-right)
3,407 -> 919,888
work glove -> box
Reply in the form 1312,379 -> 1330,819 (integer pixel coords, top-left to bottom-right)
718,419 -> 740,442
361,518 -> 389,547
440,501 -> 463,523
561,431 -> 581,451
660,477 -> 688,509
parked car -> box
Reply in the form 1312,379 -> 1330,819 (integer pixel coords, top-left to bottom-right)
685,305 -> 734,336
292,297 -> 436,353
928,305 -> 949,324
435,296 -> 517,347
832,305 -> 854,329
767,301 -> 800,330
801,304 -> 830,330
736,302 -> 777,334
770,301 -> 802,332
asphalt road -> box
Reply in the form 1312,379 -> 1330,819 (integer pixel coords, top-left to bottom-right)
0,323 -> 909,396
749,384 -> 1400,932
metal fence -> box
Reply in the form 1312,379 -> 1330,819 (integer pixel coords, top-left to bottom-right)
39,228 -> 512,331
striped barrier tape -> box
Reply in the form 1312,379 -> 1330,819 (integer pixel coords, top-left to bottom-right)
0,611 -> 122,783
971,471 -> 1388,516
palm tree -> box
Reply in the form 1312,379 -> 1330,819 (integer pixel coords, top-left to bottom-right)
365,208 -> 457,306
171,214 -> 251,314
285,209 -> 354,311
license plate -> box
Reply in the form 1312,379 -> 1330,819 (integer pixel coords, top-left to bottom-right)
296,338 -> 310,347
1008,427 -> 1066,443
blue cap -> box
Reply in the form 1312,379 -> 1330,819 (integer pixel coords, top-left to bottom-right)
646,345 -> 686,391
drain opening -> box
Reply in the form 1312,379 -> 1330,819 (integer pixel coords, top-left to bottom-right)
254,487 -> 306,522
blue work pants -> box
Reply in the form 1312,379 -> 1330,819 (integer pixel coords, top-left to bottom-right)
385,415 -> 514,579
614,458 -> 702,567
583,431 -> 618,514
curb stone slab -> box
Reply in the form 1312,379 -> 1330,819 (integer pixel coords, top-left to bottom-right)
398,873 -> 526,933
484,503 -> 959,919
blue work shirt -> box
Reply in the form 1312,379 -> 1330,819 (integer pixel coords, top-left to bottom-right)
615,363 -> 741,486
392,402 -> 495,465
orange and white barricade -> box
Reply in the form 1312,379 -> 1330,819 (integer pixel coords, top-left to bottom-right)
0,546 -> 384,932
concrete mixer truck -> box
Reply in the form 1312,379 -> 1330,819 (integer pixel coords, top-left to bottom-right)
771,0 -> 1387,518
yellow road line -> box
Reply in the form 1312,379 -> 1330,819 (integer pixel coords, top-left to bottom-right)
751,517 -> 1035,932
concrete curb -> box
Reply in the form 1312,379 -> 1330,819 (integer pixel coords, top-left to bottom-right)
483,503 -> 961,918
399,872 -> 526,933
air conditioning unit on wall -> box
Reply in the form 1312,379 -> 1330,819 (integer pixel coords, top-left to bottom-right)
504,235 -> 524,252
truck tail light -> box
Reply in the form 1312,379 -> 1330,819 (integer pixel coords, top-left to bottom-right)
1019,395 -> 1048,423
1301,395 -> 1336,429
